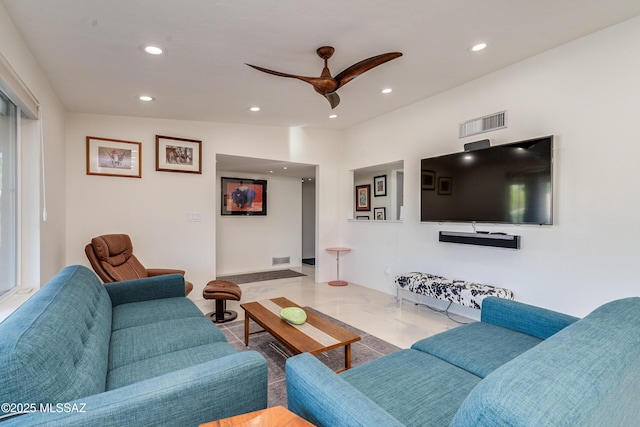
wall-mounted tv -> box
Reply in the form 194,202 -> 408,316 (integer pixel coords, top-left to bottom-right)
421,136 -> 553,225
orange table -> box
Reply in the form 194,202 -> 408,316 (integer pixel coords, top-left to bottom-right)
326,247 -> 351,286
199,405 -> 314,427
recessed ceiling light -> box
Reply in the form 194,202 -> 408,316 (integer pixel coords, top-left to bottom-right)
269,170 -> 274,173
249,106 -> 261,112
329,114 -> 338,119
381,88 -> 393,94
138,95 -> 154,102
283,167 -> 288,170
143,45 -> 163,55
470,43 -> 487,52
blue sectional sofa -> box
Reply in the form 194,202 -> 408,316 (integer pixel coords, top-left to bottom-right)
286,296 -> 640,426
0,265 -> 268,426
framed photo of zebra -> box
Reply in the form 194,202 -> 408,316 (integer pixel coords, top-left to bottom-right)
86,136 -> 142,178
155,135 -> 202,174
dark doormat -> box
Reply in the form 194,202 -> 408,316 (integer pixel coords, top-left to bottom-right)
216,269 -> 306,284
219,307 -> 400,408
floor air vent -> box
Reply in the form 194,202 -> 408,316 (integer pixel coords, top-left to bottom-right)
272,256 -> 290,266
459,111 -> 507,138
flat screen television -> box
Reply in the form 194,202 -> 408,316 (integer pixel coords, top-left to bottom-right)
421,135 -> 553,225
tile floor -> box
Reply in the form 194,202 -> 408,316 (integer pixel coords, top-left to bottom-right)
194,265 -> 470,349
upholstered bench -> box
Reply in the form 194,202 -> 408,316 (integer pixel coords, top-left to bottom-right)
395,272 -> 513,310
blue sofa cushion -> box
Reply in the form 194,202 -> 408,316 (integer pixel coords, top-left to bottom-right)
107,342 -> 238,389
340,349 -> 481,426
111,297 -> 204,331
452,297 -> 640,427
108,317 -> 227,371
0,266 -> 112,405
411,322 -> 542,378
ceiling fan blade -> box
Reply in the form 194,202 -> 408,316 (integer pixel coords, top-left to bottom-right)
334,52 -> 403,88
246,63 -> 323,87
246,63 -> 304,79
324,92 -> 340,109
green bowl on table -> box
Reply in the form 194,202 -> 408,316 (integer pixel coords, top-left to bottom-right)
280,307 -> 307,325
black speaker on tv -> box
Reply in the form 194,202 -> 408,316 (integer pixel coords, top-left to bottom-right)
464,139 -> 490,151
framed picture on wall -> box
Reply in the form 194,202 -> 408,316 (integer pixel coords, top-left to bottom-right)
221,177 -> 267,215
355,184 -> 371,211
374,207 -> 386,220
86,136 -> 141,178
156,135 -> 202,174
374,175 -> 387,197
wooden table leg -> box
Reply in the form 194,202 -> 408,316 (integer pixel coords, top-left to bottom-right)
244,314 -> 250,347
345,343 -> 352,370
335,344 -> 352,373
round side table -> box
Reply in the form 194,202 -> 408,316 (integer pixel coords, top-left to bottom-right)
326,247 -> 351,286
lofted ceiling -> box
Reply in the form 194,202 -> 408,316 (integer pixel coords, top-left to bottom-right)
3,0 -> 640,133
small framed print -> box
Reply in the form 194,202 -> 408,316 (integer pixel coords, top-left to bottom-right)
422,169 -> 435,190
356,215 -> 370,220
374,207 -> 386,220
374,175 -> 387,197
156,135 -> 202,174
86,136 -> 141,178
438,177 -> 452,195
355,184 -> 371,211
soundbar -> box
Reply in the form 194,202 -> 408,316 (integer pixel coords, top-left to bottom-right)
439,231 -> 520,249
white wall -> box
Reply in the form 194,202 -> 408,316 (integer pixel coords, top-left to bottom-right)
216,172 -> 302,274
65,113 -> 343,297
0,3 -> 66,287
340,16 -> 640,318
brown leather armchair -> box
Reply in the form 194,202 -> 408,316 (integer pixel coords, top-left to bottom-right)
85,234 -> 193,295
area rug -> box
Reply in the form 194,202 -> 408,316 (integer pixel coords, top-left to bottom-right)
216,269 -> 306,284
219,307 -> 400,408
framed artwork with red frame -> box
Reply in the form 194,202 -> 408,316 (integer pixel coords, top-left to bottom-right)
221,177 -> 267,216
355,184 -> 371,211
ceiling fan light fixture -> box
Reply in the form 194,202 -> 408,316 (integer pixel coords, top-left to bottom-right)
329,114 -> 338,119
470,43 -> 487,52
143,45 -> 163,55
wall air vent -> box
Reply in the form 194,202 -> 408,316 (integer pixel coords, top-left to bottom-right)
272,256 -> 290,266
459,111 -> 507,138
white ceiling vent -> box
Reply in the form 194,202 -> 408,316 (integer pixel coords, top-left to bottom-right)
459,111 -> 507,138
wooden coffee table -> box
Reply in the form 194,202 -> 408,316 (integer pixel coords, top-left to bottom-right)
240,297 -> 360,372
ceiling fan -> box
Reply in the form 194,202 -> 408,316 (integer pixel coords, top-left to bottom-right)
246,46 -> 402,109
